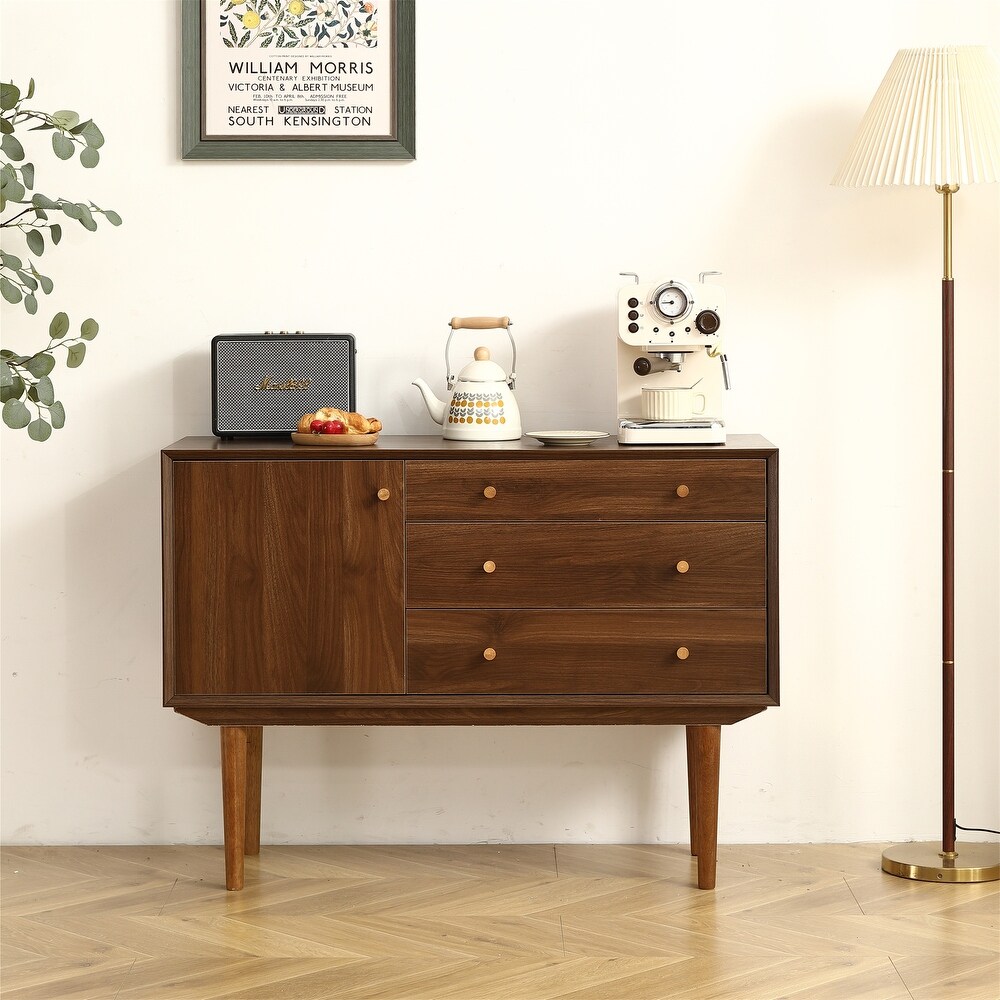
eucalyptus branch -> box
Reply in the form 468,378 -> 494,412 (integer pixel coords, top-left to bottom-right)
1,78 -> 114,439
1,206 -> 36,227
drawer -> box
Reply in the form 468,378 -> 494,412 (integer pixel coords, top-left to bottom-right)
406,522 -> 765,609
405,460 -> 765,522
407,610 -> 767,694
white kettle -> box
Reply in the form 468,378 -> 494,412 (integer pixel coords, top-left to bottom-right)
412,316 -> 521,441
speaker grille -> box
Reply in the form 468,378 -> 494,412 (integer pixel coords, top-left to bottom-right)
212,335 -> 355,436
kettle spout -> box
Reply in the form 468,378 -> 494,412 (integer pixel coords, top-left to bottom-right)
411,378 -> 447,425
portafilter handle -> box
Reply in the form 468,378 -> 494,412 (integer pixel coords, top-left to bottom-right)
445,317 -> 517,390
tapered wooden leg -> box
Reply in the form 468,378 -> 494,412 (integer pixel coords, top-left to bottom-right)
686,727 -> 700,856
686,725 -> 721,890
244,727 -> 263,857
220,726 -> 248,891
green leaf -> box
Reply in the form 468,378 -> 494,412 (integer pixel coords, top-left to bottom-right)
34,208 -> 47,221
103,210 -> 122,227
60,201 -> 81,219
0,83 -> 19,111
49,311 -> 70,339
50,223 -> 62,244
39,274 -> 53,294
29,122 -> 54,132
19,270 -> 37,291
76,204 -> 97,231
79,146 -> 100,169
35,375 -> 55,406
67,343 -> 86,368
26,383 -> 37,403
27,418 -> 52,442
1,132 -> 25,161
0,360 -> 10,386
52,132 -> 74,160
1,252 -> 22,269
1,376 -> 25,404
20,162 -> 34,189
25,352 -> 55,377
0,118 -> 12,135
26,78 -> 34,100
32,193 -> 57,210
26,229 -> 44,256
80,318 -> 99,341
25,293 -> 37,315
49,400 -> 65,429
3,178 -> 25,202
77,120 -> 104,149
0,276 -> 22,304
52,110 -> 80,129
2,398 -> 31,429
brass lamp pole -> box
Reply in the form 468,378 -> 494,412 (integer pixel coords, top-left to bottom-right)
833,47 -> 1000,883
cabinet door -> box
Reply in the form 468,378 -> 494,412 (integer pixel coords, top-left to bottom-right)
169,460 -> 403,695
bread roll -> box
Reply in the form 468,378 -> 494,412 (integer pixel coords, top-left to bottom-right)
297,409 -> 382,434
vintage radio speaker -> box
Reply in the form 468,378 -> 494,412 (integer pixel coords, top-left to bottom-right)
211,333 -> 356,437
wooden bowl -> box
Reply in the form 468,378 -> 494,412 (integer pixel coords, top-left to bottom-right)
290,432 -> 380,447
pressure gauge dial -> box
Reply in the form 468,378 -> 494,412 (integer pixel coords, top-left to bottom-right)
651,282 -> 692,323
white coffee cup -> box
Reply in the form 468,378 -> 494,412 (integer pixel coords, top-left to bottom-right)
641,387 -> 707,420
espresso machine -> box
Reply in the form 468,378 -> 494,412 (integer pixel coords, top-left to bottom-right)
617,271 -> 731,444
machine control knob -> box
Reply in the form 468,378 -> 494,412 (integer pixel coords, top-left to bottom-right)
695,309 -> 721,335
627,322 -> 639,334
628,297 -> 639,308
633,357 -> 652,376
628,309 -> 639,321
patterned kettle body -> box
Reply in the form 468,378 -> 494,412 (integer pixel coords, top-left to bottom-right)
412,319 -> 522,441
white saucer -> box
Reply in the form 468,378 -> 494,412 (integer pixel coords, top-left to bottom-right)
526,430 -> 611,447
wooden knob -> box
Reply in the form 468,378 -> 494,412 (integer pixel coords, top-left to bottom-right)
676,560 -> 690,574
483,485 -> 497,499
676,484 -> 690,498
483,647 -> 497,661
676,646 -> 690,660
377,488 -> 391,501
482,560 -> 496,574
474,347 -> 491,361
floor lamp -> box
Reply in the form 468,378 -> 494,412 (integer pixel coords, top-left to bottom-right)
832,46 -> 1000,883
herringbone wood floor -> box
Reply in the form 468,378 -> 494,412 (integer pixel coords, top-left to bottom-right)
1,844 -> 997,999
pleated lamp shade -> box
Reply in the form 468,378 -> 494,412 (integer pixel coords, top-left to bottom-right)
832,46 -> 1000,187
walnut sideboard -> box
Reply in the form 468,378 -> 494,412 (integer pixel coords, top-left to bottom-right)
162,435 -> 778,890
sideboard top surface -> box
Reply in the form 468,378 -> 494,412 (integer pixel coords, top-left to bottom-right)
163,434 -> 777,460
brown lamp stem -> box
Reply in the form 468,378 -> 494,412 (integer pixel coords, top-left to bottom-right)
938,183 -> 958,857
880,189 -> 996,883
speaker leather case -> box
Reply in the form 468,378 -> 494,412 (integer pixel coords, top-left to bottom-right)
211,334 -> 356,437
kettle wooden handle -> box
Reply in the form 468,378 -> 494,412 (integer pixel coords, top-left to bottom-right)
450,316 -> 511,330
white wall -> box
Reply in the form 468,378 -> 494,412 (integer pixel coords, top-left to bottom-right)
2,0 -> 997,847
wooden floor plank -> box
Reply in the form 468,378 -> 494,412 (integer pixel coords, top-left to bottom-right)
1,843 -> 996,999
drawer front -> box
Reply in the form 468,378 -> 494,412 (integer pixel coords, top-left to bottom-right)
407,610 -> 767,694
405,460 -> 765,522
406,522 -> 765,609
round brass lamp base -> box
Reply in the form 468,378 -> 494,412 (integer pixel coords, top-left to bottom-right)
882,842 -> 1000,883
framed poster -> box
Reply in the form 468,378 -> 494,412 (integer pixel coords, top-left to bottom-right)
182,0 -> 414,159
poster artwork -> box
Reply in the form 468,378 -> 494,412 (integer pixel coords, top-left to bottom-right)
203,0 -> 395,140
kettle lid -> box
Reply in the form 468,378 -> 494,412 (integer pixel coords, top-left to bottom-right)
458,346 -> 508,383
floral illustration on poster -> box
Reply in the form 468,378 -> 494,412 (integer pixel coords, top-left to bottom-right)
220,0 -> 379,49
182,0 -> 414,159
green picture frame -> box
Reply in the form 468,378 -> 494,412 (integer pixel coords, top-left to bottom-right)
181,0 -> 414,160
